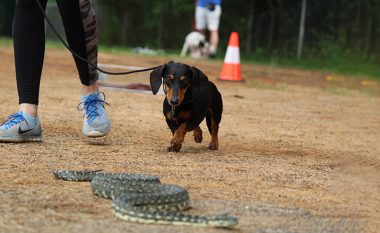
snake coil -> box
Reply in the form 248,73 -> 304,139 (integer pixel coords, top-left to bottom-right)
52,169 -> 238,227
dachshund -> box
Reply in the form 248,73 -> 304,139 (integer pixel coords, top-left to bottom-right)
150,61 -> 223,152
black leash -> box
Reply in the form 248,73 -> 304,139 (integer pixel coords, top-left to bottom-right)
35,0 -> 161,75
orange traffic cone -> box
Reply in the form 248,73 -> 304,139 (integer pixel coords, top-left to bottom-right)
218,32 -> 243,82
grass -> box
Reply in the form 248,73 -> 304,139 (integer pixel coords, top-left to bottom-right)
0,37 -> 12,46
241,47 -> 380,81
242,54 -> 380,81
1,36 -> 379,80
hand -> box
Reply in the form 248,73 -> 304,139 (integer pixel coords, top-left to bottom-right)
207,3 -> 216,11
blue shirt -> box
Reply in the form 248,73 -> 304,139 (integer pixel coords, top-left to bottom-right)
197,0 -> 221,7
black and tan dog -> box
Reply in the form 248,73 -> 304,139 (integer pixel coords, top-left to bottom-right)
150,61 -> 223,152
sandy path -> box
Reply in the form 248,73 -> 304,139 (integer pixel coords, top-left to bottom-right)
0,46 -> 379,233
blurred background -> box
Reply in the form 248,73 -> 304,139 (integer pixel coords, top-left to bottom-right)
1,0 -> 380,78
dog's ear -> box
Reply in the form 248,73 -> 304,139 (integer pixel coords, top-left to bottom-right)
150,64 -> 166,95
190,66 -> 209,85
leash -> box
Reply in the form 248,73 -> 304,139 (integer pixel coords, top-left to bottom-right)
35,0 -> 161,75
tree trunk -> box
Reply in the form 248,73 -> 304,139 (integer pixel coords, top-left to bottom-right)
157,0 -> 167,47
353,0 -> 362,51
267,0 -> 275,50
245,0 -> 254,53
297,0 -> 307,59
364,0 -> 373,54
120,3 -> 129,45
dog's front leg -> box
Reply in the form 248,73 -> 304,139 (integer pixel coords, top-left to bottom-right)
168,123 -> 187,152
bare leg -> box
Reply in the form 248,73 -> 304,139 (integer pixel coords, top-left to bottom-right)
19,104 -> 38,117
197,29 -> 206,36
81,82 -> 98,95
209,30 -> 219,55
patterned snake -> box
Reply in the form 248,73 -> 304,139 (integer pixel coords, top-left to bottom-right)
52,170 -> 238,227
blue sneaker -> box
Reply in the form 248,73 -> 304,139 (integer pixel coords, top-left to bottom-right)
78,92 -> 111,137
0,112 -> 42,142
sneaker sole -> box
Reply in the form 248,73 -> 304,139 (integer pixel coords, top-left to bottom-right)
0,135 -> 42,143
83,130 -> 108,138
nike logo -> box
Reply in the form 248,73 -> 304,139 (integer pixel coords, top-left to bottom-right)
18,127 -> 33,134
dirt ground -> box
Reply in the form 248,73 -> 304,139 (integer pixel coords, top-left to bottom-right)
0,45 -> 379,233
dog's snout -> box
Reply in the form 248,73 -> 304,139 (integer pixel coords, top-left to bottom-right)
170,98 -> 179,106
169,87 -> 180,106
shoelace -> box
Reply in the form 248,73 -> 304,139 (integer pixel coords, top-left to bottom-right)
0,113 -> 28,130
77,92 -> 110,124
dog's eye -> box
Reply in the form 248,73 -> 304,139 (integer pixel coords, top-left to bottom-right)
180,80 -> 189,87
164,79 -> 172,86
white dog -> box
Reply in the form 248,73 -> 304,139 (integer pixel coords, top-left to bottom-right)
180,31 -> 210,59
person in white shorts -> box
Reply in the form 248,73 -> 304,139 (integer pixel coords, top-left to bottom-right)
195,0 -> 222,58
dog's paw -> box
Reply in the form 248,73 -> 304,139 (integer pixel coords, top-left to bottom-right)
208,143 -> 218,150
167,142 -> 182,152
194,134 -> 203,143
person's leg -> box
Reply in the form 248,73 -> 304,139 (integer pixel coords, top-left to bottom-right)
206,5 -> 222,57
14,0 -> 48,116
209,30 -> 219,55
0,0 -> 46,142
195,6 -> 207,35
56,0 -> 110,137
56,0 -> 98,92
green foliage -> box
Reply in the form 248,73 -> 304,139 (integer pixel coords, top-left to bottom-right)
241,41 -> 380,80
0,0 -> 379,79
0,0 -> 15,36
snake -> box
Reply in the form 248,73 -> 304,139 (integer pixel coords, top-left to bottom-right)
52,169 -> 238,227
